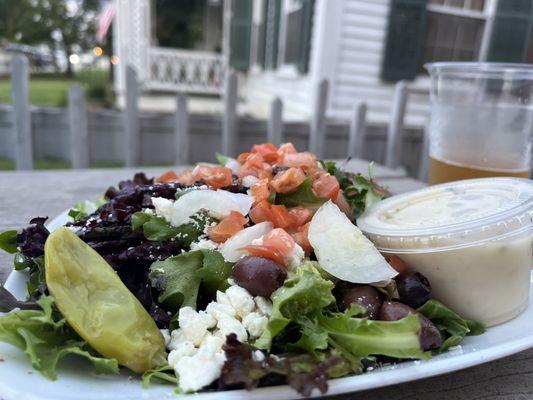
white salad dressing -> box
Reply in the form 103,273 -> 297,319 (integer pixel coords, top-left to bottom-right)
358,178 -> 533,327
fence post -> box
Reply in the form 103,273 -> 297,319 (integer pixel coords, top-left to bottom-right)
267,97 -> 283,146
11,55 -> 33,170
385,80 -> 408,169
68,85 -> 89,169
175,93 -> 189,165
222,71 -> 238,156
348,101 -> 367,159
309,79 -> 328,157
124,65 -> 140,167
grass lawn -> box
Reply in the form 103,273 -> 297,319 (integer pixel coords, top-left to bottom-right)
0,78 -> 73,107
0,159 -> 126,170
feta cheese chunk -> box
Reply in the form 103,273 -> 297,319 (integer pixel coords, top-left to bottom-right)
254,296 -> 273,316
226,285 -> 256,318
178,307 -> 215,346
217,314 -> 248,342
206,301 -> 237,320
242,312 -> 268,338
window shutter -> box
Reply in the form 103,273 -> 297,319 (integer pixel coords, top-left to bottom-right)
381,0 -> 429,82
261,0 -> 281,70
486,0 -> 533,62
297,0 -> 315,74
229,0 -> 253,71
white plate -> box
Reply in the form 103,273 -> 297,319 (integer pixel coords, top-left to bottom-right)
0,213 -> 532,400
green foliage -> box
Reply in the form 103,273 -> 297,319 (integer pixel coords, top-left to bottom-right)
275,178 -> 327,209
0,230 -> 18,254
0,296 -> 119,380
142,364 -> 178,388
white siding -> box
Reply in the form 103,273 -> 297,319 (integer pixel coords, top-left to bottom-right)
329,0 -> 430,126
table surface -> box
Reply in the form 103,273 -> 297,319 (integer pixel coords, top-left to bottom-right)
0,160 -> 531,400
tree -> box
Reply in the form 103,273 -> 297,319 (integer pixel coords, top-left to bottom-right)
0,0 -> 99,76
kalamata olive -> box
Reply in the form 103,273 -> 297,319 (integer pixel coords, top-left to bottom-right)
232,256 -> 287,297
338,285 -> 382,319
379,301 -> 442,351
395,272 -> 432,309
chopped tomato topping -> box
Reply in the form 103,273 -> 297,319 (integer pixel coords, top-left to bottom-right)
249,200 -> 274,224
270,167 -> 306,194
250,181 -> 270,204
241,245 -> 285,266
263,228 -> 295,254
281,152 -> 317,169
312,173 -> 340,199
194,165 -> 233,189
243,153 -> 264,169
291,223 -> 312,254
270,205 -> 294,229
208,211 -> 248,243
288,206 -> 313,227
252,143 -> 279,163
237,152 -> 251,164
278,142 -> 297,154
156,170 -> 179,183
388,255 -> 407,275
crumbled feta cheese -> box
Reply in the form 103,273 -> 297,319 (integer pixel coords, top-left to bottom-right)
216,314 -> 248,342
168,341 -> 197,365
242,175 -> 260,188
216,290 -> 233,307
178,307 -> 215,346
151,197 -> 174,221
242,312 -> 268,338
168,329 -> 187,351
226,285 -> 256,318
254,296 -> 273,317
253,350 -> 266,362
160,329 -> 171,347
173,345 -> 226,392
190,239 -> 219,251
284,243 -> 305,269
206,301 -> 236,320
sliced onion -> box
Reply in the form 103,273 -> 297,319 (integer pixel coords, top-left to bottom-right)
220,222 -> 273,262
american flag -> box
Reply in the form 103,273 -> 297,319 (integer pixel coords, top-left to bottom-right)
96,1 -> 116,44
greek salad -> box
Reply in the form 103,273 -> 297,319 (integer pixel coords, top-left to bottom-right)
0,143 -> 484,397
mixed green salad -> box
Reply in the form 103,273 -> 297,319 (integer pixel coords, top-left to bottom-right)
0,143 -> 484,397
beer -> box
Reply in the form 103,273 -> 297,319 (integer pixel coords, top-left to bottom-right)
428,157 -> 530,185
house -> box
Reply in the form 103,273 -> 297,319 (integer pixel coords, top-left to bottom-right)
113,0 -> 533,125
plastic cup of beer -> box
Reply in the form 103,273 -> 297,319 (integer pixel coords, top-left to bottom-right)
425,62 -> 533,185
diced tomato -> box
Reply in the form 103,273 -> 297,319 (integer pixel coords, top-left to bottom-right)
165,169 -> 195,185
208,211 -> 248,243
243,153 -> 264,169
288,206 -> 313,227
194,165 -> 233,189
250,181 -> 270,204
270,167 -> 306,194
388,255 -> 407,275
278,142 -> 297,154
237,152 -> 251,164
263,228 -> 295,254
281,152 -> 317,169
291,223 -> 312,254
333,191 -> 354,220
252,143 -> 279,163
257,169 -> 272,180
241,245 -> 285,266
312,174 -> 340,199
155,170 -> 179,183
249,200 -> 274,224
270,205 -> 294,229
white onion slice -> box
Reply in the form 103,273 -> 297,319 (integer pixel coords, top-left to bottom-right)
220,222 -> 273,262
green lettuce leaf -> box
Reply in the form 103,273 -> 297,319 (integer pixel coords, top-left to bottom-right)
418,299 -> 485,353
131,211 -> 213,245
215,152 -> 229,165
0,230 -> 18,254
68,198 -> 107,223
275,178 -> 327,208
0,296 -> 119,379
149,249 -> 233,312
255,262 -> 335,350
142,364 -> 178,388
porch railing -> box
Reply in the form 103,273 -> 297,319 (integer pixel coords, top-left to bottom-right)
145,47 -> 225,94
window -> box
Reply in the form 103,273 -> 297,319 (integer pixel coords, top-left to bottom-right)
418,0 -> 489,71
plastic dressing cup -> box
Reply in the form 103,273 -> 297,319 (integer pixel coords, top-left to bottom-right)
358,178 -> 533,327
425,62 -> 533,185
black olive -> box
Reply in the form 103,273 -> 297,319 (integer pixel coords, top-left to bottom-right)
395,272 -> 432,309
379,301 -> 442,351
338,285 -> 383,319
232,256 -> 287,297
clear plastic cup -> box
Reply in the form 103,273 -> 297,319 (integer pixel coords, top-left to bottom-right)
425,62 -> 533,185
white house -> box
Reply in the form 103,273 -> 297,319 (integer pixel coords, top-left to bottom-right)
113,0 -> 533,125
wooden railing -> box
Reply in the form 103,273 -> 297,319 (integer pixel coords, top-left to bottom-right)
3,55 -> 429,179
145,47 -> 225,94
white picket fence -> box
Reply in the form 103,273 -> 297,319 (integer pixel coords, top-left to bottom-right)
6,55 -> 430,180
